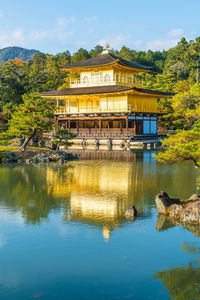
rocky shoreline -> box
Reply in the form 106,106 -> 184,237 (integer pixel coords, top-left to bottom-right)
0,150 -> 79,164
155,191 -> 200,224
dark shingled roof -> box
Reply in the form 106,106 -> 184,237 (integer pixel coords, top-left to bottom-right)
134,87 -> 175,96
40,85 -> 175,97
60,52 -> 153,71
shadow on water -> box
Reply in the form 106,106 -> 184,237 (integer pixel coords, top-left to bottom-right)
156,214 -> 200,238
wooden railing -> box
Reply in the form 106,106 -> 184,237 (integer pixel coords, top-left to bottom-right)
55,105 -> 132,115
70,75 -> 143,88
65,128 -> 136,138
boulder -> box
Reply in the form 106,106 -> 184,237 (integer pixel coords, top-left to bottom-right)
180,201 -> 200,224
6,152 -> 17,162
188,194 -> 200,201
155,191 -> 180,215
45,140 -> 56,150
48,151 -> 78,162
125,206 -> 137,218
155,191 -> 200,226
169,204 -> 183,217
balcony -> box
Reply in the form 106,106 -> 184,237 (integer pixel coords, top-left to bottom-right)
70,75 -> 144,88
55,105 -> 132,115
55,104 -> 159,115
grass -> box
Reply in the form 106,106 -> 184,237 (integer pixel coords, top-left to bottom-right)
0,145 -> 52,160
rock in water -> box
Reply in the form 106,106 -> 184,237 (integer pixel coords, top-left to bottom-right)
188,194 -> 200,201
5,152 -> 17,162
155,191 -> 200,226
155,191 -> 180,215
125,206 -> 137,217
180,201 -> 200,223
169,204 -> 183,217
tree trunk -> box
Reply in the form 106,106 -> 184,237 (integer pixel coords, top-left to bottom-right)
193,159 -> 200,169
19,129 -> 36,151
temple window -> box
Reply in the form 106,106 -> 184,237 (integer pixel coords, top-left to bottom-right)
104,74 -> 111,82
58,99 -> 64,106
92,72 -> 101,82
83,76 -> 89,84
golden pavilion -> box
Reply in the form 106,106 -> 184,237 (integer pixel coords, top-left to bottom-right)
41,48 -> 174,140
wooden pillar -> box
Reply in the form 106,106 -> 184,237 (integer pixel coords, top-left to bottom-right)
126,117 -> 128,134
56,118 -> 59,130
120,119 -> 122,134
99,119 -> 101,137
133,119 -> 136,135
68,120 -> 70,129
77,120 -> 79,135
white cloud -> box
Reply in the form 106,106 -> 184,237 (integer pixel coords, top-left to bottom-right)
0,210 -> 24,226
88,27 -> 94,33
0,28 -> 25,48
99,34 -> 130,49
57,17 -> 75,27
75,40 -> 88,47
134,40 -> 142,48
168,28 -> 184,38
57,31 -> 73,42
84,16 -> 97,23
30,30 -> 47,40
145,38 -> 179,51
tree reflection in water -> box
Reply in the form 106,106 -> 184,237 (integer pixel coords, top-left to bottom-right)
154,242 -> 200,300
0,150 -> 198,240
0,164 -> 73,224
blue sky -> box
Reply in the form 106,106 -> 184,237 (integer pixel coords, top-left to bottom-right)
0,0 -> 199,54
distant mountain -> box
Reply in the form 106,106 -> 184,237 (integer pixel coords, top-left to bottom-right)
0,46 -> 39,62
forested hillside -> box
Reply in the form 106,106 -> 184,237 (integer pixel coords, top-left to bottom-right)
1,36 -> 200,113
0,46 -> 39,62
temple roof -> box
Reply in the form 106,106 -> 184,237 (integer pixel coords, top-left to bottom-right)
60,52 -> 153,72
40,85 -> 175,97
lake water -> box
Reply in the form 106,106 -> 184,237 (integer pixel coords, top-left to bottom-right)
0,150 -> 199,300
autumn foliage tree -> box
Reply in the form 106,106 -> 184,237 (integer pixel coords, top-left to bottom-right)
156,84 -> 200,168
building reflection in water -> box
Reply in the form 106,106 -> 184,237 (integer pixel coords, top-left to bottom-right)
46,150 -> 158,241
0,150 -> 197,241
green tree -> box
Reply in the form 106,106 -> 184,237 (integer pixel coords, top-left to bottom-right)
118,46 -> 135,61
0,60 -> 27,110
90,45 -> 104,57
71,48 -> 90,63
4,93 -> 54,150
156,84 -> 200,168
56,50 -> 71,65
52,129 -> 77,151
